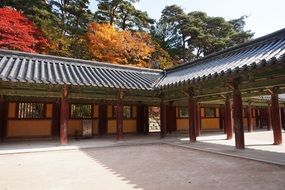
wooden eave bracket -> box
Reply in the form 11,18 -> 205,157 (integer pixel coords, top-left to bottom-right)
266,87 -> 279,95
118,89 -> 125,100
62,84 -> 68,98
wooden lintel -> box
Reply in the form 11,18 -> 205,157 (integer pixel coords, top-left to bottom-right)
0,89 -> 61,98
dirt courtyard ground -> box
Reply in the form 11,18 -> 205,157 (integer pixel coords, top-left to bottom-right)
0,144 -> 284,190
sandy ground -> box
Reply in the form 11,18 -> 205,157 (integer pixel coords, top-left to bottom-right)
0,144 -> 284,190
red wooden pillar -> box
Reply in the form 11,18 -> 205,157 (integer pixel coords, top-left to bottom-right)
225,97 -> 233,140
142,105 -> 149,135
99,104 -> 107,136
247,103 -> 253,132
219,105 -> 225,133
281,107 -> 285,129
232,81 -> 245,149
255,109 -> 261,128
0,96 -> 5,141
166,104 -> 177,133
267,103 -> 272,131
52,100 -> 60,138
160,101 -> 167,138
136,104 -> 143,134
116,101 -> 124,140
195,103 -> 201,137
188,89 -> 197,142
60,85 -> 68,145
137,104 -> 149,135
271,89 -> 282,145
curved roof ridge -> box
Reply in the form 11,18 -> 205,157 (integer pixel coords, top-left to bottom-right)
0,48 -> 162,74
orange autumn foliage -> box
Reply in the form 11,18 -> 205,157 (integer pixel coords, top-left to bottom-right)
87,23 -> 155,67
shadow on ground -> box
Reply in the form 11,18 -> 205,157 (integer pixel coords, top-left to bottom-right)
80,144 -> 285,190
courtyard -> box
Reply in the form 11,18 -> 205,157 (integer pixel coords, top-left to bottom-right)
0,131 -> 284,190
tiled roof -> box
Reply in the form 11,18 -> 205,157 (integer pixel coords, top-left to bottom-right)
0,50 -> 162,90
159,28 -> 285,88
0,28 -> 285,92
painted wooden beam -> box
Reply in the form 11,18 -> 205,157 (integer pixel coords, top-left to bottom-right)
232,80 -> 245,149
271,88 -> 282,145
0,89 -> 61,97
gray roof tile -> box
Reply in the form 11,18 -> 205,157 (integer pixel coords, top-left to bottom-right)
0,50 -> 162,90
159,28 -> 285,88
1,28 -> 285,92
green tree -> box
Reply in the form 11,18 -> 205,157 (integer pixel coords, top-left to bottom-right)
153,5 -> 192,63
185,11 -> 254,57
48,0 -> 93,58
95,0 -> 153,31
154,5 -> 254,63
228,15 -> 254,46
49,0 -> 93,36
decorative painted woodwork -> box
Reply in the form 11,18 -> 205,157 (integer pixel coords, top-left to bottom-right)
271,89 -> 282,145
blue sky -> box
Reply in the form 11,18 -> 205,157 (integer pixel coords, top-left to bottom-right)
89,0 -> 285,38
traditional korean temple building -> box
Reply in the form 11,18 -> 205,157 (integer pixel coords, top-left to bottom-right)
1,28 -> 285,149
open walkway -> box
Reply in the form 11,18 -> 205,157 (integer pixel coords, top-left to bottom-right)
0,130 -> 285,165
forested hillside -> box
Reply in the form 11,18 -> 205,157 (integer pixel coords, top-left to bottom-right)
0,0 -> 253,68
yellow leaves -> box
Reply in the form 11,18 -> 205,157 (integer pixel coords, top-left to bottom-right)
87,22 -> 155,67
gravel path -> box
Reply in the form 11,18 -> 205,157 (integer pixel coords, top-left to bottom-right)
0,144 -> 284,190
